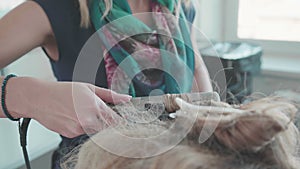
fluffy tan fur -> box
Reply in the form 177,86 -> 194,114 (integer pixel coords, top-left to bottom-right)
62,97 -> 300,169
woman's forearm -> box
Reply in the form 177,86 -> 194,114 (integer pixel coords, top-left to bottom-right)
0,76 -> 17,118
190,28 -> 213,92
0,1 -> 53,69
192,53 -> 213,92
0,76 -> 31,119
0,76 -> 131,138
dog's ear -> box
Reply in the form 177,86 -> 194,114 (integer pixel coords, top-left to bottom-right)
214,114 -> 286,152
184,112 -> 286,152
181,97 -> 297,153
182,101 -> 300,169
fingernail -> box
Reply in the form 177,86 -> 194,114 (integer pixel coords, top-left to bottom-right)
122,95 -> 132,101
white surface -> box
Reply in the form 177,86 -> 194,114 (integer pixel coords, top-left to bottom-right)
0,48 -> 60,169
261,54 -> 300,79
5,48 -> 57,81
238,0 -> 300,42
0,120 -> 61,169
194,0 -> 224,41
223,0 -> 300,56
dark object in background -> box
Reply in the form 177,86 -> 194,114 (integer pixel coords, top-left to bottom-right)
201,42 -> 263,103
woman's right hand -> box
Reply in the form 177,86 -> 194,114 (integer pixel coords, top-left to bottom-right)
5,77 -> 131,138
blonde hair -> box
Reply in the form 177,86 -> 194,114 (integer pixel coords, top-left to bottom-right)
78,0 -> 191,28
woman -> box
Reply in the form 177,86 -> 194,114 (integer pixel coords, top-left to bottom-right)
0,0 -> 212,168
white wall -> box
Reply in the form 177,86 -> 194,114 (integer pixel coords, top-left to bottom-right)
4,48 -> 56,80
0,48 -> 60,169
193,0 -> 224,42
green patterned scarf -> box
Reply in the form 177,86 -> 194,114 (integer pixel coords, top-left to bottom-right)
90,0 -> 195,97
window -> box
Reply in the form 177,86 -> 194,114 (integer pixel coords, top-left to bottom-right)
0,0 -> 23,18
238,0 -> 300,42
224,0 -> 300,56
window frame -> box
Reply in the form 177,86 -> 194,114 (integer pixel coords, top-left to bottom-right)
223,0 -> 300,57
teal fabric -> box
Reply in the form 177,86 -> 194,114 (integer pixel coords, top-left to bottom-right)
90,0 -> 195,96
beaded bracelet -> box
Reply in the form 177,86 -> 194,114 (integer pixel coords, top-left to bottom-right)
1,74 -> 20,121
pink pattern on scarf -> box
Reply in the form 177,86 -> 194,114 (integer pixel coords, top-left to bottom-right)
103,2 -> 177,93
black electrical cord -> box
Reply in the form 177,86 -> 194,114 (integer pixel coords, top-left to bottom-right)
1,74 -> 32,169
19,118 -> 32,169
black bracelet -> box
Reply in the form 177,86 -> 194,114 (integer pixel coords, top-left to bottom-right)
1,74 -> 20,121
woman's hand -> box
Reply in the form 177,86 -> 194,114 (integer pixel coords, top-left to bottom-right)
5,77 -> 131,138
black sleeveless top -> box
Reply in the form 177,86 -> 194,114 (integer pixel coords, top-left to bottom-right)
33,0 -> 195,88
32,0 -> 195,168
33,0 -> 108,88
